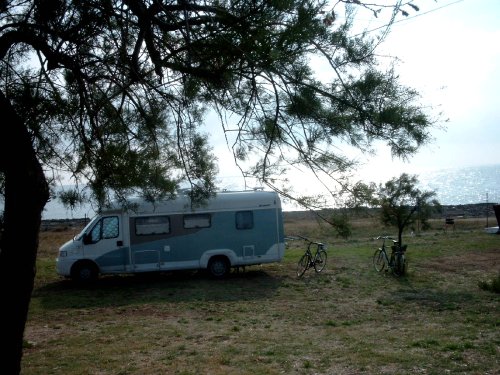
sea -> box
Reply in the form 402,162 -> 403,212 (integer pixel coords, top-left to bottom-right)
2,164 -> 499,220
416,164 -> 499,207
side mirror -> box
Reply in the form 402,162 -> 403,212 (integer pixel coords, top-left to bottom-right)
82,233 -> 92,245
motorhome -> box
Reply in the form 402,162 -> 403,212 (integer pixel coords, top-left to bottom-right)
56,190 -> 285,281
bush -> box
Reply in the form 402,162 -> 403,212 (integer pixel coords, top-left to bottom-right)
478,272 -> 500,293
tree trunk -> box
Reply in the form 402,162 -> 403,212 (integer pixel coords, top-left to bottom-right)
0,90 -> 49,374
397,225 -> 403,246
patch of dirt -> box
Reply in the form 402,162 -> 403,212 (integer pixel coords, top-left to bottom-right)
420,248 -> 500,273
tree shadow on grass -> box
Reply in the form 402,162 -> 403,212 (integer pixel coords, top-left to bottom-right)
34,268 -> 284,310
392,289 -> 476,311
375,276 -> 478,312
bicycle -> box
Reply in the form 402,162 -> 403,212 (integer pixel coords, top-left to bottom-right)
372,236 -> 407,276
295,235 -> 328,278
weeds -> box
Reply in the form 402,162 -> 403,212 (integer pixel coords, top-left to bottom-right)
478,272 -> 500,293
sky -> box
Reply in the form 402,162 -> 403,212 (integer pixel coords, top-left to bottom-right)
209,0 -> 500,199
354,0 -> 500,181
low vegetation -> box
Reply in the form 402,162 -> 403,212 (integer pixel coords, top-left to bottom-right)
23,215 -> 499,374
478,272 -> 500,294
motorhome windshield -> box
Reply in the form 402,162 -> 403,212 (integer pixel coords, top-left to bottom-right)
74,215 -> 100,241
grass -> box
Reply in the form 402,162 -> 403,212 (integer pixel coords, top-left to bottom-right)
22,216 -> 499,374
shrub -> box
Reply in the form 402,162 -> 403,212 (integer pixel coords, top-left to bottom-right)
478,272 -> 500,294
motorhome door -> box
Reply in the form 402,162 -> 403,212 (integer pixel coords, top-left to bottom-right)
83,215 -> 126,272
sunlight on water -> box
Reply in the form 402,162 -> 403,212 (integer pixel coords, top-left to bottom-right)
417,164 -> 500,205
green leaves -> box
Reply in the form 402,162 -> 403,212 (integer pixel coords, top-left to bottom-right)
377,173 -> 441,245
1,0 -> 439,211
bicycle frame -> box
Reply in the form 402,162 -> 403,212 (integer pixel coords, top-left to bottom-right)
373,236 -> 407,276
295,235 -> 328,278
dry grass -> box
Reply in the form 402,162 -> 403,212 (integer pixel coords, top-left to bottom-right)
23,215 -> 500,374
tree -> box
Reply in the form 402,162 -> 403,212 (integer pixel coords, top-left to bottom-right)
377,173 -> 441,245
0,1 -> 437,372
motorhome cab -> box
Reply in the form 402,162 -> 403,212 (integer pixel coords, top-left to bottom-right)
56,190 -> 285,282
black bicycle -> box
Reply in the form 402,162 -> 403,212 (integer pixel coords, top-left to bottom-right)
373,236 -> 407,276
295,235 -> 328,278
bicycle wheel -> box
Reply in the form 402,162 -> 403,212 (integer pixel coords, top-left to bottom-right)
297,253 -> 311,278
373,249 -> 386,272
313,250 -> 327,273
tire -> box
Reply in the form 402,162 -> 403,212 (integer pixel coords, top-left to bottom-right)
313,250 -> 327,273
297,253 -> 311,278
373,249 -> 386,272
71,261 -> 99,283
208,256 -> 230,278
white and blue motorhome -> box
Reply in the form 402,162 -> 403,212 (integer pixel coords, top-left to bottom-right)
56,190 -> 285,281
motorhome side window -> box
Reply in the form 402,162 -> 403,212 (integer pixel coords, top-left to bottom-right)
183,214 -> 211,229
135,216 -> 170,235
89,216 -> 119,243
236,211 -> 254,230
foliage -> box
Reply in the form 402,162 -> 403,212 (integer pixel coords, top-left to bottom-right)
478,272 -> 500,294
328,211 -> 352,239
338,173 -> 441,243
345,180 -> 380,211
377,173 -> 441,245
0,0 -> 437,209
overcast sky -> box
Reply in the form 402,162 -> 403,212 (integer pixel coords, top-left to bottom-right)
211,0 -> 500,195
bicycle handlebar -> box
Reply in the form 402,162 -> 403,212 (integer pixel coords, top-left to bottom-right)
374,236 -> 399,244
288,235 -> 324,246
296,235 -> 310,241
375,235 -> 393,240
